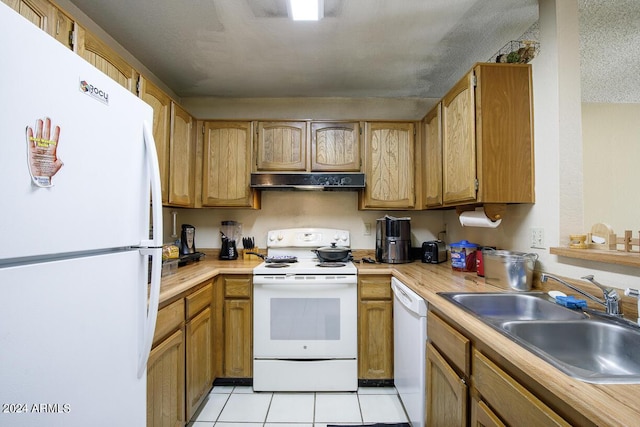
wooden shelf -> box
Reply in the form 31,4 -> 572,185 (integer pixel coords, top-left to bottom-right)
550,247 -> 640,268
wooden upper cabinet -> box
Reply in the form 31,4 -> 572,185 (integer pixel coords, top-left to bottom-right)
168,103 -> 195,207
202,121 -> 259,208
139,77 -> 171,204
360,122 -> 415,209
51,5 -> 72,48
474,64 -> 534,204
310,122 -> 361,171
3,0 -> 73,48
423,103 -> 443,208
77,26 -> 138,93
255,121 -> 307,171
442,63 -> 534,206
442,71 -> 476,205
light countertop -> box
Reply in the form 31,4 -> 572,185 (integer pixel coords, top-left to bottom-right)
159,254 -> 640,427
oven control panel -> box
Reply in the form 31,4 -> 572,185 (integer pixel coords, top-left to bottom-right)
266,228 -> 350,248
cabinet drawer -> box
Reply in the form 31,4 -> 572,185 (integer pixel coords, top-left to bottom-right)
427,310 -> 470,376
473,350 -> 570,427
186,282 -> 213,319
359,276 -> 392,300
154,299 -> 185,346
224,277 -> 252,299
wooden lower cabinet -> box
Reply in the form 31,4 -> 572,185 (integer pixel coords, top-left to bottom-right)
147,329 -> 185,427
357,275 -> 393,380
148,281 -> 215,427
185,283 -> 214,420
470,396 -> 506,427
426,309 -> 572,427
472,350 -> 570,427
426,309 -> 470,427
218,275 -> 253,378
426,342 -> 467,427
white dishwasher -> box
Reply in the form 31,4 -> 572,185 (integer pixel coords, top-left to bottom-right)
391,277 -> 428,427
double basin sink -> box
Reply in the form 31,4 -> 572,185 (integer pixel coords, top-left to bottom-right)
439,292 -> 640,384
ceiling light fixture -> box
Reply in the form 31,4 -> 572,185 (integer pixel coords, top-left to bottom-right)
288,0 -> 324,21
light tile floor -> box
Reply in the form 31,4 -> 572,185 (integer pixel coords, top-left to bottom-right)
188,385 -> 409,427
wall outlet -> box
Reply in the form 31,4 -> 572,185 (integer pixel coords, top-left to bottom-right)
364,223 -> 372,236
531,227 -> 545,248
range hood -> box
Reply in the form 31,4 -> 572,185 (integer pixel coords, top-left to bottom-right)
250,173 -> 365,191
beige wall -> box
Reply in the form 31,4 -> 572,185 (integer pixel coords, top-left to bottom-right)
582,103 -> 640,233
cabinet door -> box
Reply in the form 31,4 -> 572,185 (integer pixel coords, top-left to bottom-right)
139,78 -> 171,204
426,342 -> 467,427
471,397 -> 506,427
361,122 -> 415,209
186,307 -> 213,420
3,0 -> 48,29
147,329 -> 185,427
202,121 -> 258,207
256,121 -> 307,171
50,5 -> 72,48
77,27 -> 138,93
311,122 -> 361,171
224,299 -> 252,377
442,71 -> 477,205
358,299 -> 393,379
473,350 -> 570,427
423,103 -> 443,208
474,64 -> 534,203
358,275 -> 393,379
2,0 -> 71,48
222,275 -> 252,378
168,103 -> 195,206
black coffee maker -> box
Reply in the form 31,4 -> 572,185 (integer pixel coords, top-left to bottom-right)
180,224 -> 196,255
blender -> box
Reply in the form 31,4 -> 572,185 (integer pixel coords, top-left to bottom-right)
220,221 -> 241,260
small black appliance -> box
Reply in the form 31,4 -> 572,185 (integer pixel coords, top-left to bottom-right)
422,240 -> 447,264
180,224 -> 196,255
219,220 -> 241,260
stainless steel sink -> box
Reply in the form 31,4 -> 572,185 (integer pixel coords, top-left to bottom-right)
439,292 -> 587,321
438,291 -> 640,384
501,320 -> 640,383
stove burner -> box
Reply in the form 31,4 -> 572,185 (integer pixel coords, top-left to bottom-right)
264,263 -> 291,268
316,262 -> 347,268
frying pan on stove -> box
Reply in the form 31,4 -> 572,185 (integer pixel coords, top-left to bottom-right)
245,252 -> 298,263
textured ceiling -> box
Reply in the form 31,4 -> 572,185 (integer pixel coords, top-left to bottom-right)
578,0 -> 640,103
67,0 -> 538,98
66,0 -> 638,102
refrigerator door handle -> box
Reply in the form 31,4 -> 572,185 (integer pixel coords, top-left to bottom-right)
140,120 -> 163,248
136,120 -> 163,378
138,247 -> 161,378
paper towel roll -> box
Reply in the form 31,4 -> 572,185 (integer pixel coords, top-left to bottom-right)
459,210 -> 502,228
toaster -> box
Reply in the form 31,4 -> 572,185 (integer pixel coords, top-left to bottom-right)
422,240 -> 447,264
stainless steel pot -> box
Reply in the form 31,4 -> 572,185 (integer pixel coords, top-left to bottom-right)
483,249 -> 538,291
313,243 -> 352,262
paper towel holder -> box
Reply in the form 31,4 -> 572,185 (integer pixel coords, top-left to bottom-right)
456,203 -> 506,222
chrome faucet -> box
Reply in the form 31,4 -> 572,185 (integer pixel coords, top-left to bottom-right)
540,273 -> 623,317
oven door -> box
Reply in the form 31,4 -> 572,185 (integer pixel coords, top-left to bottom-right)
253,276 -> 357,359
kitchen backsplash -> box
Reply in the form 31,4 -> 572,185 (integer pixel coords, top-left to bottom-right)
163,192 -> 445,249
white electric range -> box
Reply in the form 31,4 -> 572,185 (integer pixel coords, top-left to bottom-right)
252,228 -> 358,392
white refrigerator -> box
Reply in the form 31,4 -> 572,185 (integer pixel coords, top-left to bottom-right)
0,3 -> 163,427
